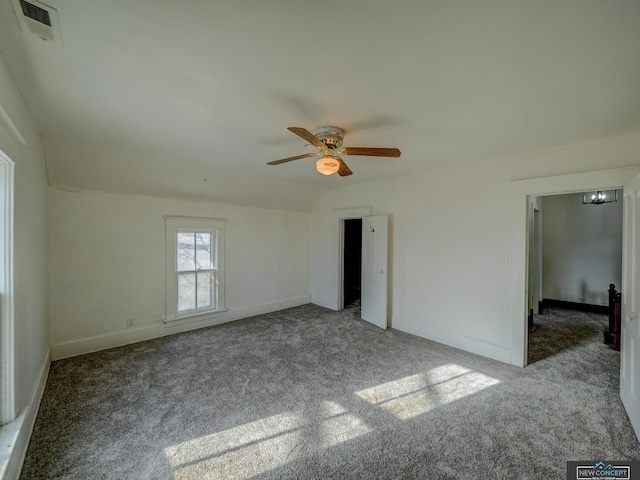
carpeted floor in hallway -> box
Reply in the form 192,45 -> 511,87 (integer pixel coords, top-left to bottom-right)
527,306 -> 609,365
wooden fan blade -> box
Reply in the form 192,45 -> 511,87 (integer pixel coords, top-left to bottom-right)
287,127 -> 325,148
341,147 -> 401,157
267,152 -> 317,165
337,158 -> 353,177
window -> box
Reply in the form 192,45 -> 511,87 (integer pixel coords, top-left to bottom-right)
0,149 -> 15,425
165,217 -> 226,323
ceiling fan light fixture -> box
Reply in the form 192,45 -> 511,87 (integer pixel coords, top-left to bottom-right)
268,126 -> 400,178
316,155 -> 340,175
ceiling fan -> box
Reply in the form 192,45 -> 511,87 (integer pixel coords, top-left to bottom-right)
267,126 -> 401,177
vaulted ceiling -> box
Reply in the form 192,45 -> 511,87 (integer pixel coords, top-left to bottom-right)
1,0 -> 640,211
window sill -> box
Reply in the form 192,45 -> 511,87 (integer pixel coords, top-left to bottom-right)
164,308 -> 228,328
0,412 -> 24,479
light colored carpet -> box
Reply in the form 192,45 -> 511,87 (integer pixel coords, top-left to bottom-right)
21,304 -> 639,479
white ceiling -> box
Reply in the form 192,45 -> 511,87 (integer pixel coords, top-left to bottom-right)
1,0 -> 640,211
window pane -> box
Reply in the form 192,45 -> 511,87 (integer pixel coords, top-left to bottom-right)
195,233 -> 212,270
177,233 -> 195,272
177,273 -> 196,312
197,271 -> 213,309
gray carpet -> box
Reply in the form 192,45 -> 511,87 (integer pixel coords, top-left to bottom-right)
527,307 -> 610,365
21,304 -> 639,479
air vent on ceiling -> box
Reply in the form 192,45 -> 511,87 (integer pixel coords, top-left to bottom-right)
20,0 -> 51,26
11,0 -> 62,46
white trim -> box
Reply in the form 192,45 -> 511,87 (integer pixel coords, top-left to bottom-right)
49,295 -> 310,361
0,348 -> 49,480
511,166 -> 640,196
334,207 -> 372,310
163,216 -> 227,224
165,217 -> 226,322
392,316 -> 511,364
0,106 -> 26,147
333,207 -> 372,221
222,295 -> 309,322
0,150 -> 15,424
510,194 -> 528,367
510,165 -> 640,367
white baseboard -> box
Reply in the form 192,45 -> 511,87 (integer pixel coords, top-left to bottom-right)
50,295 -> 310,361
224,295 -> 310,321
392,316 -> 512,364
311,295 -> 338,310
0,348 -> 50,480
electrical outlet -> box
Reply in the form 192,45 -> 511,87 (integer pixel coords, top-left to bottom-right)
126,317 -> 134,327
153,313 -> 162,323
601,297 -> 607,305
579,297 -> 585,303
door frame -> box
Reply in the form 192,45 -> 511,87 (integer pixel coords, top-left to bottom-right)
527,198 -> 543,325
334,207 -> 371,310
510,166 -> 640,367
620,171 -> 640,437
531,206 -> 543,315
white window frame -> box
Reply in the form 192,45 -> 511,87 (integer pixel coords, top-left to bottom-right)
0,149 -> 15,424
165,216 -> 226,325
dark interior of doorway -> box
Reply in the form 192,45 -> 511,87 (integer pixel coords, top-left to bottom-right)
343,219 -> 362,308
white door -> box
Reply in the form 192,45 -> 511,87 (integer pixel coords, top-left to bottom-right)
621,172 -> 640,438
361,215 -> 388,329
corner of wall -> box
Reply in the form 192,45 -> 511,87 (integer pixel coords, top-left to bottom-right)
310,295 -> 338,311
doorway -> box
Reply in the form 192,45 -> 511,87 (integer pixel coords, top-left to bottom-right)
525,190 -> 623,365
512,167 -> 640,440
343,219 -> 362,308
510,166 -> 639,367
335,208 -> 389,329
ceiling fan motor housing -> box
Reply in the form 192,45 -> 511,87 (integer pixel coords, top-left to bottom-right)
313,126 -> 344,150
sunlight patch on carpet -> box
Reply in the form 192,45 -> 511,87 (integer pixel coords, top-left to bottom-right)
165,402 -> 371,479
318,400 -> 371,447
165,412 -> 303,479
171,430 -> 301,479
355,364 -> 500,420
320,413 -> 371,447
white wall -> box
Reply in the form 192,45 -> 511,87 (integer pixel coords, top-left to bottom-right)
310,131 -> 640,365
0,53 -> 49,415
0,52 -> 49,479
48,188 -> 310,358
542,192 -> 622,304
